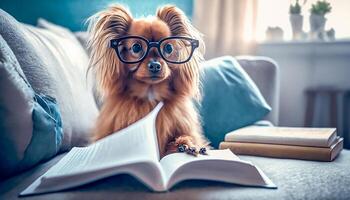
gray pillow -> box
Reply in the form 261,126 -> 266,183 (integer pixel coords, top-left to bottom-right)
0,35 -> 33,176
0,35 -> 63,179
0,9 -> 98,151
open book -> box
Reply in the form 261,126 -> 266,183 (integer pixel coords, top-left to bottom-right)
21,102 -> 276,196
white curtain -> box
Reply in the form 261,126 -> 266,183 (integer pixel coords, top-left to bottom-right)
193,0 -> 258,59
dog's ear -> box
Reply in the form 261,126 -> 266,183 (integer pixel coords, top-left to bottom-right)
87,5 -> 132,97
157,5 -> 196,37
157,5 -> 205,99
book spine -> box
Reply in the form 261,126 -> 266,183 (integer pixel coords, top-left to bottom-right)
219,142 -> 332,161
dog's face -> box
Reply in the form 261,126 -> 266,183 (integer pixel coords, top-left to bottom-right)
88,5 -> 204,102
125,19 -> 171,85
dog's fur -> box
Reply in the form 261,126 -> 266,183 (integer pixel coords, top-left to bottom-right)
88,4 -> 208,157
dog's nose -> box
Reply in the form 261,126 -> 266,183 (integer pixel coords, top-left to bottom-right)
148,61 -> 161,74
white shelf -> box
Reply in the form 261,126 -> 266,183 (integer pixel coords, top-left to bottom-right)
258,40 -> 350,57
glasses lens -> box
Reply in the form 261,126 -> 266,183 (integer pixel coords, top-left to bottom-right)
160,38 -> 193,63
117,38 -> 147,62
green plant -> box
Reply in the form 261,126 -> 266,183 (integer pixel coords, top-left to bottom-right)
290,0 -> 302,14
311,0 -> 332,16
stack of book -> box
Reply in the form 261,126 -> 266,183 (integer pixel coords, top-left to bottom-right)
219,127 -> 343,161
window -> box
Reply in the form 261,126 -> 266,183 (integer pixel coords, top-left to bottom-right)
256,0 -> 350,41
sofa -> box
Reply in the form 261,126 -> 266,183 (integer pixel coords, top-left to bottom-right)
1,9 -> 350,200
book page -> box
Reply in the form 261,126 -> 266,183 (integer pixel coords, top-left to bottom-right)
160,149 -> 276,190
21,102 -> 165,196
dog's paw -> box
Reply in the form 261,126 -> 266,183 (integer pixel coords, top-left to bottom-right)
185,146 -> 199,156
166,136 -> 208,156
174,135 -> 194,146
173,136 -> 208,156
183,146 -> 208,156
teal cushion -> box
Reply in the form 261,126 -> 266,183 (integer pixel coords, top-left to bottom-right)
199,56 -> 271,148
17,94 -> 63,173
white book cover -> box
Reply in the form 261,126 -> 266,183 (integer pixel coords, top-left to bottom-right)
20,102 -> 276,196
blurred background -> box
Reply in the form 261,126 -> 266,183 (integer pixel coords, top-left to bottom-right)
1,0 -> 349,145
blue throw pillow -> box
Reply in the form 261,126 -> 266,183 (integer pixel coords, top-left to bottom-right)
198,56 -> 271,148
17,94 -> 63,172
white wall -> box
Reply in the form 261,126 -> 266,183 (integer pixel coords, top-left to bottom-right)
257,41 -> 350,127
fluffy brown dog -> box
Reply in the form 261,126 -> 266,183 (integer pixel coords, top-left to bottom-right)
88,4 -> 208,157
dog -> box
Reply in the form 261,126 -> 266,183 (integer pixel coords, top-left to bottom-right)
87,4 -> 208,157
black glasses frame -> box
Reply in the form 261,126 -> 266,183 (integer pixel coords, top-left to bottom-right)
110,36 -> 199,64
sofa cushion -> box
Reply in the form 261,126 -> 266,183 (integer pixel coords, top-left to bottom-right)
0,9 -> 98,151
237,56 -> 280,125
199,56 -> 271,148
0,35 -> 63,179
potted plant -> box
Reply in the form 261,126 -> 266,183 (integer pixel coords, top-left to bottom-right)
309,0 -> 332,38
289,0 -> 304,40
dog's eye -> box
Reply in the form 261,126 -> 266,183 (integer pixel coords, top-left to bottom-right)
131,43 -> 142,54
163,43 -> 173,54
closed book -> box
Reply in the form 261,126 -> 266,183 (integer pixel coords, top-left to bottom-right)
219,137 -> 343,161
225,127 -> 337,147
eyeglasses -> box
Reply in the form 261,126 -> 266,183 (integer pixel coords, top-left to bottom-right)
109,36 -> 199,64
